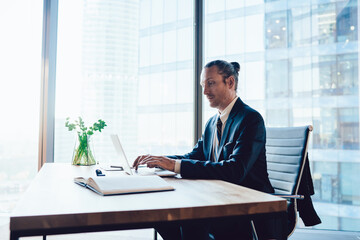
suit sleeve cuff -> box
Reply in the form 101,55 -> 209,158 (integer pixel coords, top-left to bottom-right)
174,160 -> 182,174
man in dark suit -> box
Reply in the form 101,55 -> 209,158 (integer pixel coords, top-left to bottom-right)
134,60 -> 274,240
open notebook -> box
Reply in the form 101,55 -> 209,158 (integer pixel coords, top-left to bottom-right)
74,175 -> 174,196
110,134 -> 177,177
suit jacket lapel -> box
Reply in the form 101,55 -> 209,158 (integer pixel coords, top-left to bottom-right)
207,117 -> 216,161
216,98 -> 242,162
216,117 -> 233,162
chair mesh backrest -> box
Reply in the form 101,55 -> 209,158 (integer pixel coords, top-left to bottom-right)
266,126 -> 310,195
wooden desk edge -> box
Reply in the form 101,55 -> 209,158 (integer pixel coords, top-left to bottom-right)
10,199 -> 287,231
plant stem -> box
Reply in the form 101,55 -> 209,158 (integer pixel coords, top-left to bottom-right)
72,134 -> 96,166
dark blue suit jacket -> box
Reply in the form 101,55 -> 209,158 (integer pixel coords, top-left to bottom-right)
169,98 -> 274,193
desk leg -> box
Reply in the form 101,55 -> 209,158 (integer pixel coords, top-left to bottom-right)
280,212 -> 288,240
154,230 -> 158,240
9,231 -> 19,240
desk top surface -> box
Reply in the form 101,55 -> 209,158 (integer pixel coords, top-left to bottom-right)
10,163 -> 286,231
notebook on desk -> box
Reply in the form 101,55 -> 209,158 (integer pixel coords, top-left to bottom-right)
110,134 -> 177,177
74,175 -> 174,196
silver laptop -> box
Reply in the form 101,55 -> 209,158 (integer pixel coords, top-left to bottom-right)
110,134 -> 177,177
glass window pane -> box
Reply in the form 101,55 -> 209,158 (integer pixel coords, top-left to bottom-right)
206,21 -> 226,57
336,1 -> 358,43
267,109 -> 290,127
266,60 -> 289,98
140,0 -> 151,29
292,57 -> 312,97
150,33 -> 163,65
139,36 -> 150,67
245,14 -> 264,52
204,0 -> 360,231
312,4 -> 336,45
226,0 -> 244,10
163,31 -> 177,63
178,0 -> 193,20
164,0 -> 177,23
177,27 -> 193,61
55,0 -> 194,167
0,0 -> 43,214
207,0 -> 224,14
265,11 -> 287,49
244,61 -> 265,100
290,7 -> 311,47
151,0 -> 164,26
225,18 -> 245,55
245,0 -> 263,7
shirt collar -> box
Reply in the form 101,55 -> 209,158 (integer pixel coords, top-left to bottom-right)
218,96 -> 238,124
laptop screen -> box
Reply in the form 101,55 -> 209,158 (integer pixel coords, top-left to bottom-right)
110,134 -> 133,175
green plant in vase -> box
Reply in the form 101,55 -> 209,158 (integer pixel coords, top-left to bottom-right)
65,117 -> 107,166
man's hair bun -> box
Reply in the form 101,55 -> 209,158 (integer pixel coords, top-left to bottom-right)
230,62 -> 240,73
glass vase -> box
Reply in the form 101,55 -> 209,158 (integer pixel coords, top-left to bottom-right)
72,133 -> 96,166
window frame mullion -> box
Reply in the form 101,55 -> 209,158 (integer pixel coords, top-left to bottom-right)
194,0 -> 204,145
38,0 -> 58,170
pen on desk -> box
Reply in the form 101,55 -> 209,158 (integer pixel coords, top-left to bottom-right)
110,165 -> 123,169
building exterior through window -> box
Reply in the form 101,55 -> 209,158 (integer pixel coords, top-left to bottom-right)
203,0 -> 360,231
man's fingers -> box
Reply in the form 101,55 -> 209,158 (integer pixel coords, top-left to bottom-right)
138,155 -> 154,165
134,155 -> 174,171
133,154 -> 151,169
138,156 -> 163,167
143,160 -> 160,168
133,155 -> 145,169
133,156 -> 140,168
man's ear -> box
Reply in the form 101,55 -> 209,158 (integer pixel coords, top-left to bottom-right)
226,76 -> 235,90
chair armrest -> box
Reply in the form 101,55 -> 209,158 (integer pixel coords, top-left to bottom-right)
272,194 -> 304,200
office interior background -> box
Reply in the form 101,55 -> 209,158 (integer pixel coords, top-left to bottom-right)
0,0 -> 359,234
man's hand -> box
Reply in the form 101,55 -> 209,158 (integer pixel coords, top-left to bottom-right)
133,155 -> 175,172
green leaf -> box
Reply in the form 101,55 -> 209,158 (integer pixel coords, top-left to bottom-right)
65,117 -> 106,135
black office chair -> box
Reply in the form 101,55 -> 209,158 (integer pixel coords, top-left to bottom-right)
155,125 -> 314,240
251,125 -> 313,240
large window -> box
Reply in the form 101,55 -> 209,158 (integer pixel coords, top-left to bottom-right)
0,0 -> 43,215
4,0 -> 360,234
204,0 -> 360,231
54,0 -> 194,166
